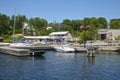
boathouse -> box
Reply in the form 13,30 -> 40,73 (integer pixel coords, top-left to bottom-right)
49,31 -> 73,44
49,31 -> 73,40
98,29 -> 120,40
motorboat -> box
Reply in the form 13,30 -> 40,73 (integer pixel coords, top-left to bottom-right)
54,46 -> 75,53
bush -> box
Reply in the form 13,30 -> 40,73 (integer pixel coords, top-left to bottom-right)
13,34 -> 24,40
4,39 -> 12,43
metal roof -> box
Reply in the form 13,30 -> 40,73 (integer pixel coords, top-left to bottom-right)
49,31 -> 69,35
24,36 -> 49,39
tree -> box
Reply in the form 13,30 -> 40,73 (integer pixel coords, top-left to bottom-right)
0,14 -> 11,37
9,14 -> 28,34
109,19 -> 120,29
29,17 -> 48,35
98,17 -> 108,29
71,20 -> 83,31
62,19 -> 72,26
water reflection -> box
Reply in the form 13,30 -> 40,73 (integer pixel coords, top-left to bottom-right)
32,56 -> 45,60
87,57 -> 95,64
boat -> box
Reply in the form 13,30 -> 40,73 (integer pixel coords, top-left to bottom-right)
54,46 -> 75,53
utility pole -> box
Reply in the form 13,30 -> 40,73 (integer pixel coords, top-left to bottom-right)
13,9 -> 16,43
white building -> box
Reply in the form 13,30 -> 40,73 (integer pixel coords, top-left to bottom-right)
98,29 -> 120,40
23,36 -> 49,44
49,31 -> 73,41
46,26 -> 52,30
23,31 -> 73,44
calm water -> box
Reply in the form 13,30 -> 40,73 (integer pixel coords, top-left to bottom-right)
0,51 -> 120,80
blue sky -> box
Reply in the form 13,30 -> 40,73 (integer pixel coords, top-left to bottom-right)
0,0 -> 120,23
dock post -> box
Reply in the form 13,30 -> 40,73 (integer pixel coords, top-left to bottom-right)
30,52 -> 34,56
87,52 -> 95,57
87,56 -> 95,64
87,45 -> 95,57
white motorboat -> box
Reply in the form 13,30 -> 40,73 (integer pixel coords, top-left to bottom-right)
54,46 -> 75,53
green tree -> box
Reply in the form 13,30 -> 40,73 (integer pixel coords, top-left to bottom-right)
9,14 -> 28,34
109,19 -> 120,29
29,17 -> 47,35
0,14 -> 11,37
71,20 -> 83,31
98,17 -> 108,29
62,19 -> 72,26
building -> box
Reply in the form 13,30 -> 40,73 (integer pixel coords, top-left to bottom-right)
46,26 -> 52,30
24,36 -> 49,44
49,31 -> 73,44
49,31 -> 73,41
24,36 -> 49,40
98,29 -> 120,40
23,31 -> 73,44
0,37 -> 3,42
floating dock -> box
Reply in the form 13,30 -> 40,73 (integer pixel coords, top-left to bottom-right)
0,47 -> 30,56
74,47 -> 87,53
0,42 -> 10,46
0,44 -> 54,56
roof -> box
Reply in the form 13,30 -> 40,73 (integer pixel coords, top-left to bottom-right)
98,29 -> 108,34
49,31 -> 69,36
107,29 -> 120,32
24,36 -> 49,39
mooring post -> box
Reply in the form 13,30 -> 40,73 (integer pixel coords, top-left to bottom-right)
87,45 -> 95,57
32,52 -> 34,56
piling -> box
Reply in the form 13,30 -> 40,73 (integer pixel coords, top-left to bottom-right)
87,45 -> 95,57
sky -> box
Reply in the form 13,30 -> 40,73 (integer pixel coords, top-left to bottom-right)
0,0 -> 120,23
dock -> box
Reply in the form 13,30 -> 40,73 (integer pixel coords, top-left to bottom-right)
68,44 -> 87,53
0,47 -> 30,56
74,47 -> 87,53
96,46 -> 120,51
0,42 -> 10,46
0,43 -> 54,56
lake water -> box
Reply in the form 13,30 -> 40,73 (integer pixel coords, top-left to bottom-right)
0,51 -> 120,80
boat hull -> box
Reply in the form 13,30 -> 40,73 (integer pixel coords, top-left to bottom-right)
54,46 -> 75,53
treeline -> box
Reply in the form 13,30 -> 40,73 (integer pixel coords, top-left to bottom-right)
0,13 -> 120,41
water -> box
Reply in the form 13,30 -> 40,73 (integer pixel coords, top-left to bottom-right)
0,51 -> 120,80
